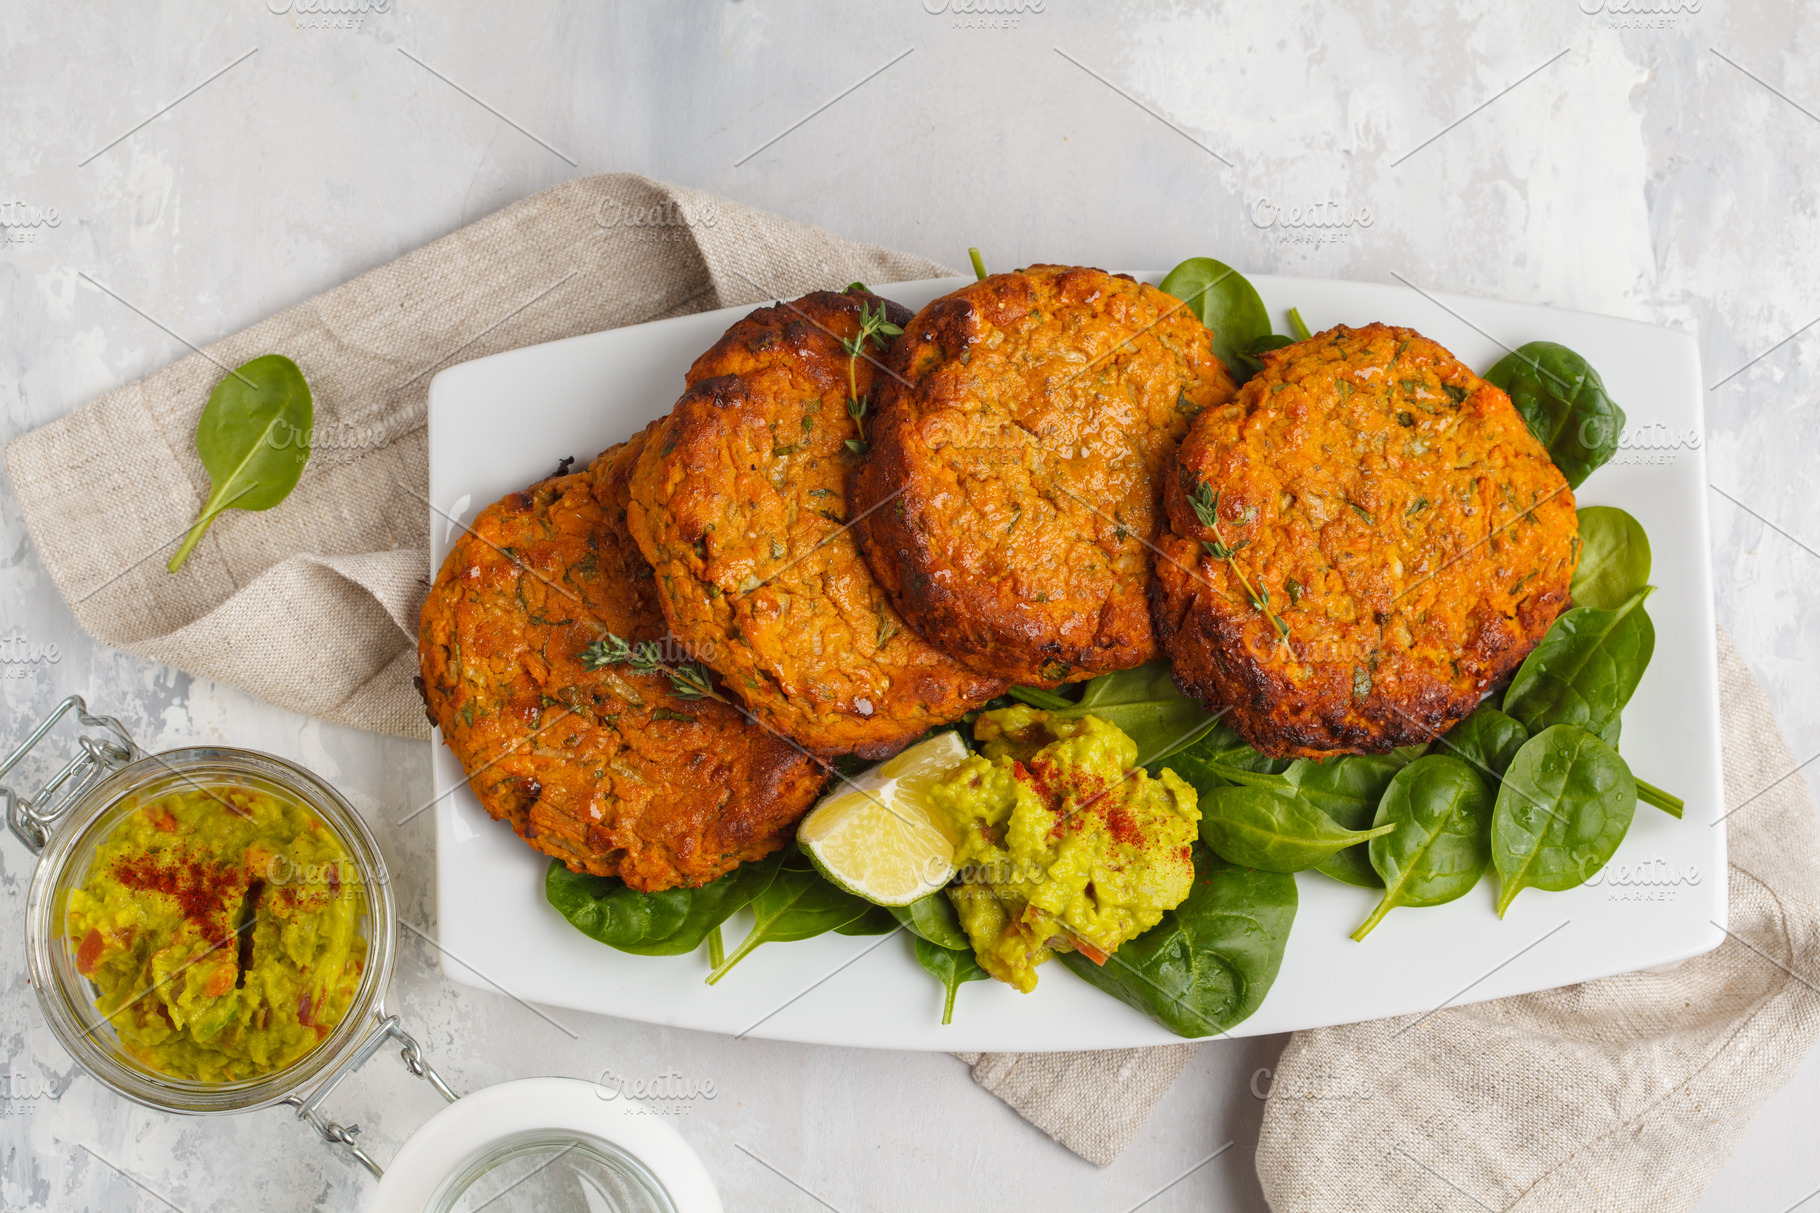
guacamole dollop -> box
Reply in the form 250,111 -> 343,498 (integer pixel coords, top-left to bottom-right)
65,781 -> 366,1082
929,707 -> 1200,992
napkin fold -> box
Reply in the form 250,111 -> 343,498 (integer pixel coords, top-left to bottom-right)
5,173 -> 948,738
12,178 -> 1815,1208
953,1045 -> 1203,1168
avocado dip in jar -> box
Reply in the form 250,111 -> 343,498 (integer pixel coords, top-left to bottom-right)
64,776 -> 367,1082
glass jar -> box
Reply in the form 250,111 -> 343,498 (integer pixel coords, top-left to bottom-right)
22,744 -> 397,1115
5,697 -> 720,1211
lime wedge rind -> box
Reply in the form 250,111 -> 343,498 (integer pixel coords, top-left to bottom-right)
797,732 -> 968,907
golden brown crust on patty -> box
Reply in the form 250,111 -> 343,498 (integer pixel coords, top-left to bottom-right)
621,289 -> 1005,758
1151,323 -> 1578,758
853,265 -> 1238,687
417,438 -> 826,890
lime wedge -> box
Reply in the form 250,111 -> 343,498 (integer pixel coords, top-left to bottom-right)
798,731 -> 969,907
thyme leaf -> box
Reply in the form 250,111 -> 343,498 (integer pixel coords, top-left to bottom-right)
668,662 -> 716,701
1189,480 -> 1292,642
582,633 -> 725,704
842,300 -> 903,446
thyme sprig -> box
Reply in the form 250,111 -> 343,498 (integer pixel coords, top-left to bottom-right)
582,632 -> 725,703
841,301 -> 903,456
1190,481 -> 1291,641
666,661 -> 716,702
582,633 -> 655,673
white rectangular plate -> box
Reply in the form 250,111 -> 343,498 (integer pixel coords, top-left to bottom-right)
428,273 -> 1726,1051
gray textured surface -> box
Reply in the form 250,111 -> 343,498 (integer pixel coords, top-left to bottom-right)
2,2 -> 1817,1210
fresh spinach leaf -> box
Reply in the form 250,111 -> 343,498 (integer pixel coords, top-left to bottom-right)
1571,505 -> 1652,610
546,863 -> 692,949
1434,706 -> 1529,785
544,849 -> 782,957
914,937 -> 988,1025
1502,588 -> 1654,746
1162,723 -> 1293,777
835,905 -> 900,935
1635,778 -> 1684,819
1351,756 -> 1494,940
1006,684 -> 1076,711
1492,725 -> 1637,916
1180,760 -> 1293,793
1059,843 -> 1296,1038
1164,733 -> 1425,885
169,354 -> 314,572
890,890 -> 971,951
1161,752 -> 1231,804
1198,785 -> 1395,873
830,752 -> 875,779
1158,257 -> 1274,383
960,692 -> 1019,727
1167,736 -> 1307,791
1483,341 -> 1626,488
1044,662 -> 1224,764
707,856 -> 880,982
1284,753 -> 1411,888
1287,306 -> 1312,341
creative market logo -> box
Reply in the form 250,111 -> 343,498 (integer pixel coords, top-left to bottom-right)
1578,0 -> 1701,28
0,1070 -> 68,1114
266,0 -> 391,31
593,1067 -> 719,1117
595,197 -> 718,244
1251,1066 -> 1376,1103
1,634 -> 62,680
1608,420 -> 1703,467
1250,198 -> 1374,246
0,200 -> 61,247
1586,857 -> 1701,902
923,0 -> 1044,30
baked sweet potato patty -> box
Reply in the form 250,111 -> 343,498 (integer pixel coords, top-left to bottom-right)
622,289 -> 1004,758
1151,323 -> 1578,757
854,265 -> 1237,686
417,439 -> 826,890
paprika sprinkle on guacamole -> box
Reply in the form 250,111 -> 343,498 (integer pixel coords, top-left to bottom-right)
64,779 -> 367,1082
107,852 -> 246,943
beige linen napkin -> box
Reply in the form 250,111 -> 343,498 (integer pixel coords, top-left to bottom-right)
13,180 -> 1816,1201
5,173 -> 948,738
953,1044 -> 1203,1167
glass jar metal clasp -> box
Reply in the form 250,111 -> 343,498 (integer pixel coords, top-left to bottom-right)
1,695 -> 141,854
285,1012 -> 460,1179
